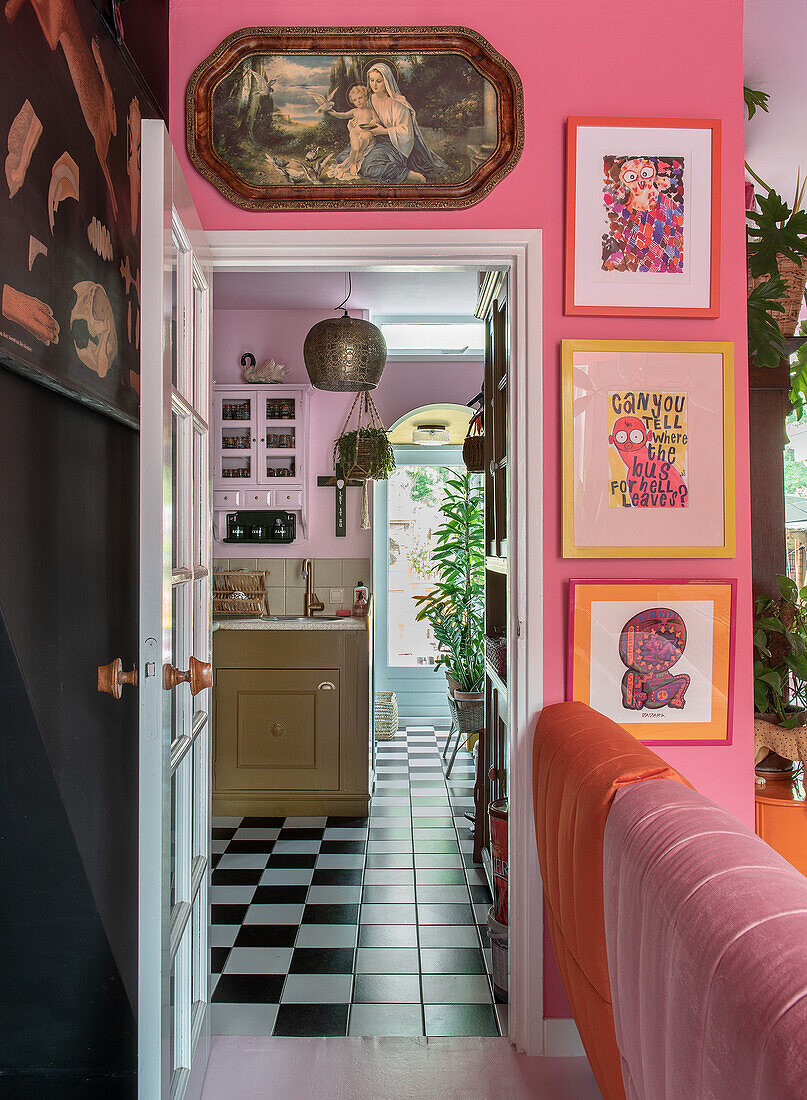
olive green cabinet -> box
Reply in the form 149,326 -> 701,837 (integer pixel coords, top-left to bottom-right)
213,628 -> 369,817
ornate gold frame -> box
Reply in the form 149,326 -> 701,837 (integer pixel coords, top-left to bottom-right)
185,26 -> 524,211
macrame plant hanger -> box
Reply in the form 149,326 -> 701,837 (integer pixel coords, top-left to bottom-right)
334,390 -> 388,529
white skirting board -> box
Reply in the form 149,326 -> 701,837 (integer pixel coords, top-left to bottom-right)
544,1017 -> 585,1057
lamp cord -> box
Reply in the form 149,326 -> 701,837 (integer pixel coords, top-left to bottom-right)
336,271 -> 352,316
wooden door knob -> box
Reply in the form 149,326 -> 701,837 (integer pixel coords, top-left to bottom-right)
98,658 -> 138,699
163,655 -> 212,695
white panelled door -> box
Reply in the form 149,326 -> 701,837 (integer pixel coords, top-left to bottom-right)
140,120 -> 212,1100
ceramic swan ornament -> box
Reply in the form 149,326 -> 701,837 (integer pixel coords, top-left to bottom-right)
240,353 -> 288,383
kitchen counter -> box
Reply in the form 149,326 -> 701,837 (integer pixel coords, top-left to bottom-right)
214,616 -> 365,631
213,614 -> 371,817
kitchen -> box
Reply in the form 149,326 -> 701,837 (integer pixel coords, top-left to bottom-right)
205,267 -> 506,1039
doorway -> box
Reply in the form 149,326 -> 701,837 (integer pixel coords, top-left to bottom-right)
203,230 -> 544,1057
373,438 -> 467,726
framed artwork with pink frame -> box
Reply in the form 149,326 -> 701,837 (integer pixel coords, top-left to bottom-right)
561,340 -> 736,558
569,579 -> 736,745
565,117 -> 721,316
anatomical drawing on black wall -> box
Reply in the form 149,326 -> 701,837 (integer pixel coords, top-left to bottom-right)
1,0 -> 156,426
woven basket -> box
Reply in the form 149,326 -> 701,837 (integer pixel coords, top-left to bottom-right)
451,691 -> 485,733
485,634 -> 507,681
749,255 -> 807,338
213,570 -> 268,617
375,691 -> 398,740
463,412 -> 485,473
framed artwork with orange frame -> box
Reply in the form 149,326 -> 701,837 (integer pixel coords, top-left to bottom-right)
565,117 -> 721,317
561,339 -> 736,559
568,579 -> 736,745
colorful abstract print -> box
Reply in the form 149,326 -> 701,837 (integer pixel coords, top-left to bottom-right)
602,155 -> 684,274
619,607 -> 691,712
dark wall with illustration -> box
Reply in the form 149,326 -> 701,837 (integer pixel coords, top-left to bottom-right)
0,0 -> 167,1089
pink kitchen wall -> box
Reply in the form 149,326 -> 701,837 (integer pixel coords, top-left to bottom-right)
213,306 -> 480,558
170,0 -> 750,1015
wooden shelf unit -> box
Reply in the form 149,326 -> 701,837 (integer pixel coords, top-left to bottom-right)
474,270 -> 510,867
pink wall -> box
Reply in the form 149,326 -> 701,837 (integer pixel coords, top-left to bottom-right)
213,306 -> 480,557
171,0 -> 750,1016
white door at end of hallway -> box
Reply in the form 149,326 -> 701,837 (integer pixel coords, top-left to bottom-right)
373,446 -> 463,726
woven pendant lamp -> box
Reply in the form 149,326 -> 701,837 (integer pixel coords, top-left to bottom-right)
303,273 -> 387,392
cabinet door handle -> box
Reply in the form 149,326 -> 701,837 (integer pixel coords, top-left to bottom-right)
317,681 -> 335,691
270,722 -> 285,737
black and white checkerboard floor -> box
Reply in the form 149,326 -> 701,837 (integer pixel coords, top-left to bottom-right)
210,725 -> 505,1038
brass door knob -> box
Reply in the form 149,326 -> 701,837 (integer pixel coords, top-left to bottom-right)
270,722 -> 285,737
98,658 -> 138,699
163,656 -> 212,695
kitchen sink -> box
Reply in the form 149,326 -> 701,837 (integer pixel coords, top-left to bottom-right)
265,614 -> 342,622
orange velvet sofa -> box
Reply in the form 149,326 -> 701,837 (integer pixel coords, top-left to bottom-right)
532,701 -> 692,1100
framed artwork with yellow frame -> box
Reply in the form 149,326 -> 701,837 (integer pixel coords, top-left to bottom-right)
561,339 -> 735,558
568,579 -> 736,745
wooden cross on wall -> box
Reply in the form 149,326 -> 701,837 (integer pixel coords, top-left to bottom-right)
316,464 -> 364,537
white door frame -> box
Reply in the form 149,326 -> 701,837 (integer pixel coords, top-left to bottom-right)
207,229 -> 548,1056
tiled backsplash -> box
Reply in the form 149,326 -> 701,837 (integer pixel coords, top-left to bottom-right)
213,557 -> 371,617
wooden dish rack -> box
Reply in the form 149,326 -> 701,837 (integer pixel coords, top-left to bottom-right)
213,570 -> 269,617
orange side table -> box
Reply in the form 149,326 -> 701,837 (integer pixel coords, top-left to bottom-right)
755,767 -> 807,876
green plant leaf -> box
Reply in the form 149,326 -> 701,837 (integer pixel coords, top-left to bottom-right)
744,86 -> 770,120
777,574 -> 799,601
748,276 -> 789,368
747,189 -> 807,278
755,682 -> 771,712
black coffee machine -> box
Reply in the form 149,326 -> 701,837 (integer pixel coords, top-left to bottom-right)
224,510 -> 296,543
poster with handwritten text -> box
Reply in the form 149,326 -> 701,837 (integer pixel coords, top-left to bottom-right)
607,391 -> 688,508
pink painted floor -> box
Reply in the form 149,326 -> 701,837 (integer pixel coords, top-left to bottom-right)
200,1036 -> 601,1099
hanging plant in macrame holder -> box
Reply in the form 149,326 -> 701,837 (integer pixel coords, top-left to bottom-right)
333,391 -> 395,529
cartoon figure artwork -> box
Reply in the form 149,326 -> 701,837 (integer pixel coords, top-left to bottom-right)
619,607 -> 690,711
608,390 -> 688,509
602,155 -> 684,274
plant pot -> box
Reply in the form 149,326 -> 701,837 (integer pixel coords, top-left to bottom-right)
748,255 -> 807,338
452,690 -> 485,735
754,712 -> 804,774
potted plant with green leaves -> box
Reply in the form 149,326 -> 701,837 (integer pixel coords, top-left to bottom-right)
745,86 -> 807,378
414,468 -> 485,734
753,574 -> 807,773
332,391 -> 395,527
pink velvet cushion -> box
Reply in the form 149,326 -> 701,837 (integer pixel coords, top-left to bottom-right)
604,778 -> 807,1099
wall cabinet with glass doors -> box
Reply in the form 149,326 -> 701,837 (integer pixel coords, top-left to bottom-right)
212,383 -> 310,540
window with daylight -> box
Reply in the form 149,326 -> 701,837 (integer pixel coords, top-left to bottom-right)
375,317 -> 485,359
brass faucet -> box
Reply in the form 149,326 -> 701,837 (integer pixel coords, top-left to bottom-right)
301,559 -> 324,617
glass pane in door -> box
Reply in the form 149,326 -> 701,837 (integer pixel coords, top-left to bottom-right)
386,465 -> 453,667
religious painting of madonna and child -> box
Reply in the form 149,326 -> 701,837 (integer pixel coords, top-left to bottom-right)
568,580 -> 735,744
186,27 -> 524,211
561,340 -> 736,558
565,118 -> 721,317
